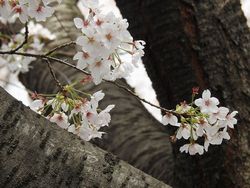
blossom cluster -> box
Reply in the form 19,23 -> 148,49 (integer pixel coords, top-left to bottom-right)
73,0 -> 145,84
0,22 -> 55,73
0,0 -> 61,23
162,89 -> 238,155
30,84 -> 114,141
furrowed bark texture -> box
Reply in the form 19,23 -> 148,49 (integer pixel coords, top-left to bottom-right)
19,0 -> 175,185
116,0 -> 250,187
0,87 -> 170,188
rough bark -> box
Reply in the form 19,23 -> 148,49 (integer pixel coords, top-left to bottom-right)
19,0 -> 175,185
116,0 -> 250,187
0,87 -> 170,188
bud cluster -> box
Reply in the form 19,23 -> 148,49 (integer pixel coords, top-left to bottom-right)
0,0 -> 61,23
73,0 -> 145,84
162,89 -> 238,155
30,84 -> 115,141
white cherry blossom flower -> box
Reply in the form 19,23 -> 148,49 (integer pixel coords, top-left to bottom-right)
73,50 -> 92,69
12,4 -> 29,23
195,118 -> 211,137
162,112 -> 178,126
97,24 -> 120,50
208,107 -> 229,124
30,99 -> 45,111
70,100 -> 90,117
28,3 -> 54,22
180,143 -> 204,155
89,59 -> 111,84
90,90 -> 105,110
176,123 -> 191,140
194,89 -> 219,113
94,104 -> 115,128
209,128 -> 230,145
50,113 -> 69,129
78,125 -> 104,141
219,111 -> 238,129
74,17 -> 89,30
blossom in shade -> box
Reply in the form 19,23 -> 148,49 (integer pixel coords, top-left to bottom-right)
208,107 -> 229,124
194,89 -> 219,113
176,123 -> 191,140
50,113 -> 70,129
180,143 -> 204,155
162,112 -> 178,126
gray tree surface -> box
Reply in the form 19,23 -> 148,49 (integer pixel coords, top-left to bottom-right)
0,87 -> 170,188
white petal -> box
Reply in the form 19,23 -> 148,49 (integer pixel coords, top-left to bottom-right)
162,115 -> 169,125
76,36 -> 86,46
204,139 -> 210,152
103,104 -> 115,113
182,128 -> 190,139
180,144 -> 189,153
202,90 -> 211,100
210,97 -> 219,105
77,60 -> 88,70
169,115 -> 178,126
74,17 -> 83,29
194,98 -> 203,107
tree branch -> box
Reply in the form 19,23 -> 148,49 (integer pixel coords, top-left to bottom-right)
0,86 -> 170,188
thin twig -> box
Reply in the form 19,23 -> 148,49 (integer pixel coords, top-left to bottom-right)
0,22 -> 29,54
45,41 -> 76,56
44,58 -> 64,91
0,49 -> 177,115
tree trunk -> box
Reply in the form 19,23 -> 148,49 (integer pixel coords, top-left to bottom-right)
0,87 -> 170,188
115,0 -> 250,187
19,0 -> 175,185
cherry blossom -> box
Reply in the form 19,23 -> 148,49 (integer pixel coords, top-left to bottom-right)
30,86 -> 115,141
30,99 -> 45,111
28,2 -> 54,22
194,89 -> 219,113
0,0 -> 60,23
218,111 -> 238,129
209,128 -> 230,145
180,143 -> 204,155
161,89 -> 238,155
195,118 -> 210,137
162,112 -> 178,126
176,123 -> 191,140
73,1 -> 145,84
50,113 -> 69,129
208,107 -> 229,124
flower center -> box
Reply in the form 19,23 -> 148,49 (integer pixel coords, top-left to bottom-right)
83,20 -> 89,27
95,61 -> 102,67
82,52 -> 90,59
88,37 -> 95,44
36,6 -> 43,13
205,100 -> 210,106
57,115 -> 63,121
105,33 -> 112,41
14,7 -> 22,14
96,19 -> 103,26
